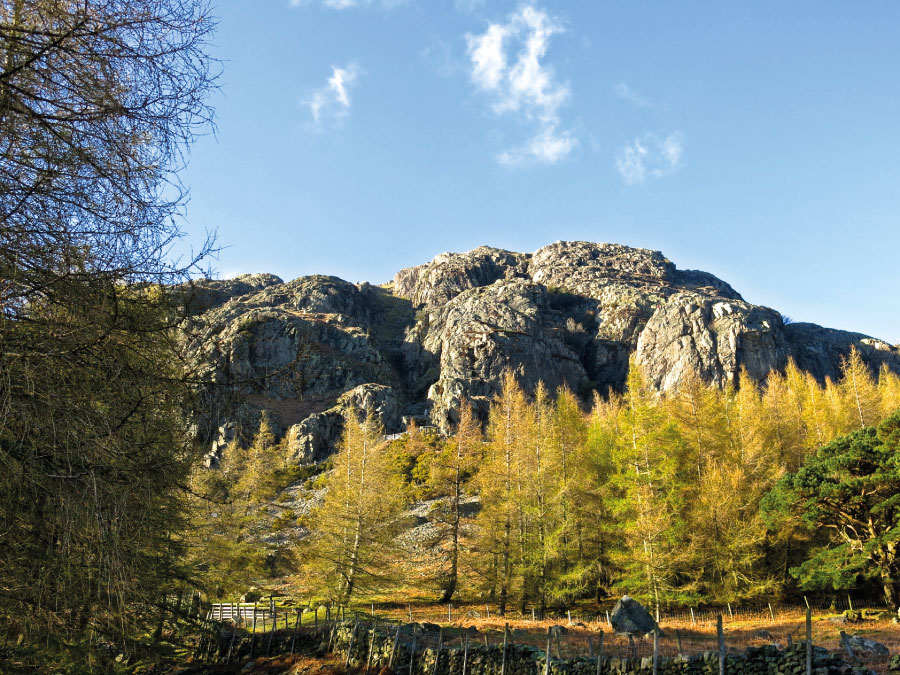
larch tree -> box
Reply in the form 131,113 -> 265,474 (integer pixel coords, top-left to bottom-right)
301,408 -> 405,604
478,370 -> 529,616
609,359 -> 692,614
430,400 -> 482,603
839,347 -> 881,430
0,0 -> 217,653
543,385 -> 592,605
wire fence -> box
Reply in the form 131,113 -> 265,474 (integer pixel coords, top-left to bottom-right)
204,596 -> 896,673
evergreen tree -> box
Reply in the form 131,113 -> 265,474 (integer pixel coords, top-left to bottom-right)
762,411 -> 900,607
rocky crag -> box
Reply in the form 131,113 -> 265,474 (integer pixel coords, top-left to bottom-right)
182,241 -> 900,465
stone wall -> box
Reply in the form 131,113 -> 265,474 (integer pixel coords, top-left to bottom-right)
329,622 -> 869,675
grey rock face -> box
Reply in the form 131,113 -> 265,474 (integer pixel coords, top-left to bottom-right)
394,246 -> 530,310
610,595 -> 660,636
181,273 -> 284,314
185,241 -> 900,465
423,280 -> 587,432
283,383 -> 400,464
635,293 -> 791,390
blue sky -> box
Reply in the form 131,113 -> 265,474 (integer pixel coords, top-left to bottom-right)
180,1 -> 900,343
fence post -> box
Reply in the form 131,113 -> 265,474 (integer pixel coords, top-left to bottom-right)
596,630 -> 604,675
727,603 -> 733,619
434,626 -> 444,675
226,621 -> 237,664
267,603 -> 276,655
389,621 -> 401,669
346,619 -> 359,669
839,630 -> 859,666
555,627 -> 563,659
367,619 -> 378,674
675,630 -> 683,657
250,604 -> 258,657
847,595 -> 853,613
805,608 -> 812,675
768,603 -> 775,621
717,615 -> 725,675
606,610 -> 611,628
588,635 -> 594,658
628,634 -> 636,661
501,623 -> 509,675
544,627 -> 552,675
690,608 -> 695,626
291,608 -> 302,654
409,623 -> 418,675
652,629 -> 659,675
462,632 -> 470,675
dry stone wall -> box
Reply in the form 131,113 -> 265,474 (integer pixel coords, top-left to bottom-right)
328,622 -> 869,675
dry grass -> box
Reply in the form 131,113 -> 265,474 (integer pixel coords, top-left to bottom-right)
346,603 -> 899,674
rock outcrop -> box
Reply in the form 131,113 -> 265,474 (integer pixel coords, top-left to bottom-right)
184,241 -> 900,459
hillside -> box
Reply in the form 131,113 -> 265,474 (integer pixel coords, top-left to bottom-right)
182,241 -> 900,464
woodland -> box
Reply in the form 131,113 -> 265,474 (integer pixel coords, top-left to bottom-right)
2,0 -> 900,672
195,353 -> 900,618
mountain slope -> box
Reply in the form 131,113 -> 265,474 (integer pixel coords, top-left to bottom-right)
183,241 -> 900,463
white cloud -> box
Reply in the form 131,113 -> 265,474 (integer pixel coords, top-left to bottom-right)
289,0 -> 407,9
498,123 -> 576,166
614,83 -> 651,108
304,64 -> 361,125
466,5 -> 576,166
615,132 -> 684,185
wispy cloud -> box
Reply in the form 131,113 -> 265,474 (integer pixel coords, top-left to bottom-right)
289,0 -> 407,9
615,132 -> 684,185
466,5 -> 576,166
304,64 -> 361,126
454,0 -> 486,12
614,83 -> 651,108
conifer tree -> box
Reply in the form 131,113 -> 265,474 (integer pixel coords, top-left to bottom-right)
609,359 -> 692,614
430,401 -> 482,602
478,371 -> 529,615
839,347 -> 881,429
301,408 -> 405,604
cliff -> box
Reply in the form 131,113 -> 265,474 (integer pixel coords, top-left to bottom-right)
182,241 -> 900,464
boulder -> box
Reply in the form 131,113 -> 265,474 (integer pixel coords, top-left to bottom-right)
846,635 -> 890,657
610,595 -> 660,636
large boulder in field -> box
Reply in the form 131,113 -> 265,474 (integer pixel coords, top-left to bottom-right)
610,595 -> 659,636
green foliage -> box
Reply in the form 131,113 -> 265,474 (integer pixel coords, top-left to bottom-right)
762,411 -> 900,605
